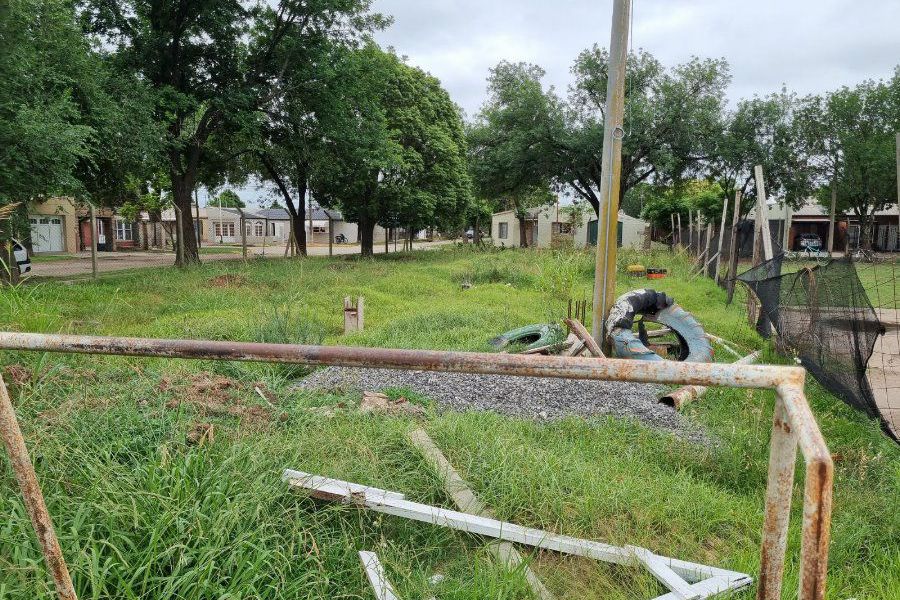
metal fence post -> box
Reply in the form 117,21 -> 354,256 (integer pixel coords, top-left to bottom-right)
0,375 -> 78,600
89,204 -> 98,280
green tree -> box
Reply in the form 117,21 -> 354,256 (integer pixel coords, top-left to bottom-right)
564,49 -> 730,215
467,62 -> 561,246
1,0 -> 93,240
312,45 -> 472,256
80,0 -> 382,265
215,189 -> 245,208
810,81 -> 897,249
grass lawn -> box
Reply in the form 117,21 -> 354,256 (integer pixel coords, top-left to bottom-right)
199,245 -> 246,255
1,247 -> 897,599
29,253 -> 79,263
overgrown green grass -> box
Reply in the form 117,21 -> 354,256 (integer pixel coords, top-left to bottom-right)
1,246 -> 897,599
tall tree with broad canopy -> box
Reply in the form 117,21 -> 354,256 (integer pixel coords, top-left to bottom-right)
564,48 -> 730,215
311,45 -> 472,256
466,62 -> 561,246
468,51 -> 730,220
801,80 -> 898,249
79,0 -> 383,265
707,91 -> 813,220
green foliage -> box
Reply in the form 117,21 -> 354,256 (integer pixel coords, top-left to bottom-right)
312,45 -> 473,255
0,0 -> 92,217
640,180 -> 724,228
797,79 -> 898,248
216,189 -> 245,208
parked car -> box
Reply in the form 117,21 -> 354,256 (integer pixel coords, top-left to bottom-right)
797,233 -> 822,250
11,238 -> 31,275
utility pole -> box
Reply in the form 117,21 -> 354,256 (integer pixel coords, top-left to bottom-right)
89,204 -> 98,280
591,0 -> 631,345
194,189 -> 202,249
308,192 -> 313,254
896,132 -> 899,251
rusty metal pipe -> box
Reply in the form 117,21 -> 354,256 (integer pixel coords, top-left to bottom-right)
777,383 -> 833,600
0,332 -> 804,390
659,351 -> 761,408
0,374 -> 78,600
757,396 -> 798,600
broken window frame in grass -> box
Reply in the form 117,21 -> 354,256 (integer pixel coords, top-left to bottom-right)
0,331 -> 833,600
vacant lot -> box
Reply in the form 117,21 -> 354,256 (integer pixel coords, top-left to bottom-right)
1,247 -> 897,599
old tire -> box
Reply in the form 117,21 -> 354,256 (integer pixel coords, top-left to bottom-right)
607,289 -> 712,362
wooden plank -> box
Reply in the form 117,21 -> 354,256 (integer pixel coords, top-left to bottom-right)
283,469 -> 752,592
408,428 -> 555,600
358,551 -> 402,600
564,318 -> 605,357
725,191 -> 742,303
753,165 -> 774,260
714,198 -> 728,284
628,545 -> 699,600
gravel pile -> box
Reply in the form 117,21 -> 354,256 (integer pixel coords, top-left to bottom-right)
293,367 -> 708,442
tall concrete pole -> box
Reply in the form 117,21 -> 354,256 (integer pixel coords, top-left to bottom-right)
591,0 -> 631,344
896,132 -> 899,251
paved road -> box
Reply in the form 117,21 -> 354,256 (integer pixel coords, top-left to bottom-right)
29,240 -> 454,279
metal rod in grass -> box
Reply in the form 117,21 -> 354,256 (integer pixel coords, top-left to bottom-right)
0,374 -> 78,600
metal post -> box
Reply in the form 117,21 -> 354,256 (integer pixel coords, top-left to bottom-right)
783,204 -> 793,253
308,193 -> 314,254
89,204 -> 98,280
328,216 -> 333,257
676,212 -> 682,248
827,182 -> 837,255
726,191 -> 743,303
757,396 -> 798,600
194,190 -> 202,249
688,210 -> 693,252
0,375 -> 78,600
670,213 -> 676,248
173,204 -> 185,267
895,132 -> 899,251
238,208 -> 247,261
591,0 -> 631,344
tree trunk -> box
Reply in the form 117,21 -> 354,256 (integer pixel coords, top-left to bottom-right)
473,216 -> 481,245
359,215 -> 375,257
518,216 -> 528,248
172,176 -> 200,266
291,214 -> 307,256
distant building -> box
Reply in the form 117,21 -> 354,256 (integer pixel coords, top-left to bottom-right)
490,203 -> 649,249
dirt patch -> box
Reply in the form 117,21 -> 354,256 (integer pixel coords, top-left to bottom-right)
160,372 -> 277,424
4,364 -> 31,386
207,274 -> 248,287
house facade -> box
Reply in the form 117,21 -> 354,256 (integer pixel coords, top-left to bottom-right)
27,197 -> 80,254
491,204 -> 649,250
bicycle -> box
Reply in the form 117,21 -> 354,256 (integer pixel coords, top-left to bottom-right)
850,248 -> 882,263
785,244 -> 830,265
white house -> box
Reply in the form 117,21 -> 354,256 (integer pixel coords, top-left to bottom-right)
491,203 -> 648,249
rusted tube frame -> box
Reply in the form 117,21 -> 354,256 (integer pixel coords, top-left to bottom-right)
0,332 -> 803,390
0,332 -> 832,600
0,374 -> 78,600
660,352 -> 761,409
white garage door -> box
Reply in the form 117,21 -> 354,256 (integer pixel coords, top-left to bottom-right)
29,215 -> 65,253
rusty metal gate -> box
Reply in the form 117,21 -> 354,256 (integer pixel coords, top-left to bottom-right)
0,332 -> 833,600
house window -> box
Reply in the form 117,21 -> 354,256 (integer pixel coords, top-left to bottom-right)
254,222 -> 264,237
498,222 -> 509,239
552,222 -> 573,235
312,225 -> 327,233
214,222 -> 235,237
115,219 -> 134,241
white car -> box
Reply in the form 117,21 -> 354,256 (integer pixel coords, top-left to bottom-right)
11,238 -> 31,275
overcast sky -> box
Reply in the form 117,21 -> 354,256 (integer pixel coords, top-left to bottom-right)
373,0 -> 900,118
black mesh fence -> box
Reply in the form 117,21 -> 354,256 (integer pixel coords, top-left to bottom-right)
737,256 -> 897,441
